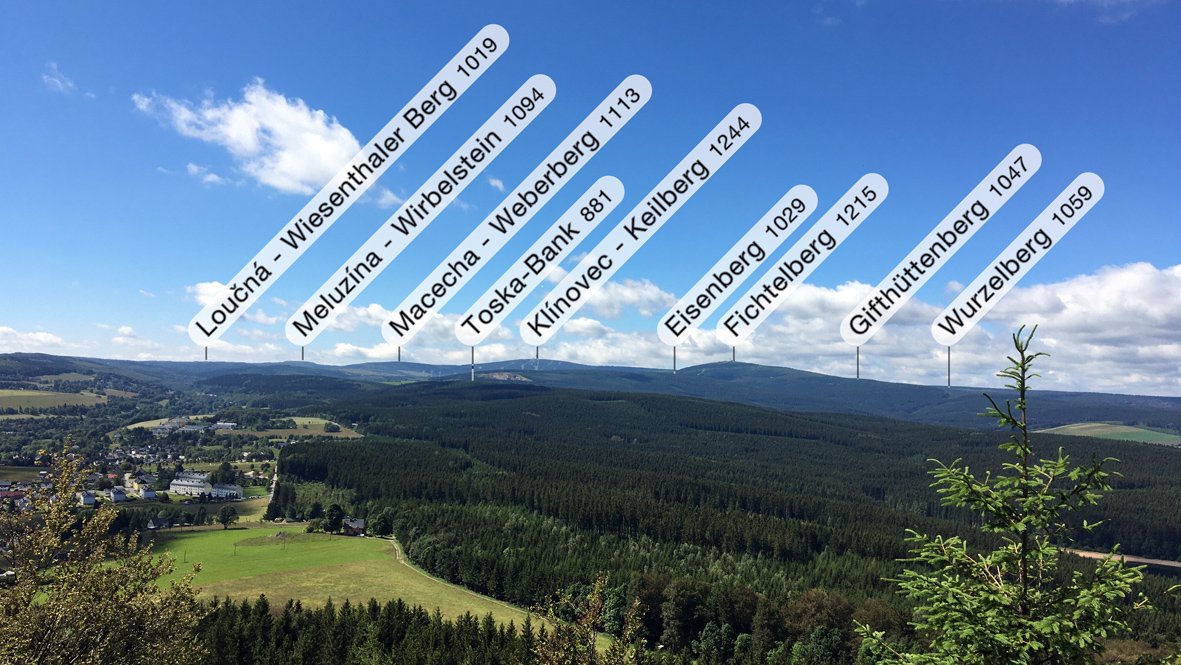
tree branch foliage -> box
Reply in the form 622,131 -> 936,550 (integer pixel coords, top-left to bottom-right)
0,440 -> 206,665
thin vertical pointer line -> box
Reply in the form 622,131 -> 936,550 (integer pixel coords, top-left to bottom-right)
471,346 -> 475,382
947,346 -> 951,387
856,346 -> 859,380
673,346 -> 677,374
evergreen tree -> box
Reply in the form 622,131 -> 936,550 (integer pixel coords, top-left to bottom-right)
859,327 -> 1150,664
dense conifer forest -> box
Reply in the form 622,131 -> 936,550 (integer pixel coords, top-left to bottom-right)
257,381 -> 1181,660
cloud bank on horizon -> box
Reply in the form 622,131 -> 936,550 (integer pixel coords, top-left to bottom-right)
4,261 -> 1179,397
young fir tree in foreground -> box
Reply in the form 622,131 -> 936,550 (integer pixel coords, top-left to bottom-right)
0,441 -> 206,665
858,326 -> 1154,665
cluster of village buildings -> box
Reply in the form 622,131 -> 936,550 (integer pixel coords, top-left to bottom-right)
71,468 -> 244,507
4,469 -> 369,538
0,473 -> 50,511
149,417 -> 237,437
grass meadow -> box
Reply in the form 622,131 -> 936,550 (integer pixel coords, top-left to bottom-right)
1039,422 -> 1181,445
151,526 -> 533,627
0,389 -> 106,409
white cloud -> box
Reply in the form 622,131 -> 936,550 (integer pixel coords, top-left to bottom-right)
585,279 -> 677,318
325,303 -> 393,332
0,327 -> 65,351
185,282 -> 229,306
369,186 -> 404,209
545,266 -> 568,284
329,313 -> 470,361
133,78 -> 360,195
186,163 -> 225,185
453,199 -> 476,212
487,177 -> 506,192
563,317 -> 613,339
42,62 -> 75,93
243,309 -> 279,325
139,289 -> 156,298
167,325 -> 187,334
324,263 -> 1181,396
113,326 -> 163,350
28,262 -> 1181,397
945,280 -> 964,295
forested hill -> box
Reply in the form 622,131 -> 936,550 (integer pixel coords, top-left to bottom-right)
485,362 -> 1181,430
4,352 -> 1180,431
276,382 -> 1181,603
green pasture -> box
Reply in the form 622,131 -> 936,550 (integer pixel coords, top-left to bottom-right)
1040,422 -> 1181,445
0,390 -> 106,409
151,526 -> 533,627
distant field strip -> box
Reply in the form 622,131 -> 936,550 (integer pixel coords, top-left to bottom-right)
218,417 -> 361,439
0,390 -> 106,409
1039,422 -> 1181,444
34,373 -> 93,382
152,526 -> 532,626
1067,548 -> 1181,571
0,467 -> 42,481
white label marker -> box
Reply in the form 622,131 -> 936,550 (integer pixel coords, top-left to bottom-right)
382,76 -> 652,345
932,173 -> 1103,346
520,103 -> 762,346
658,184 -> 817,346
190,25 -> 509,346
284,75 -> 555,345
717,174 -> 889,346
456,177 -> 624,346
840,144 -> 1041,347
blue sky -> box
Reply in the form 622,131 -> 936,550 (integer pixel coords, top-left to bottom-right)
2,0 -> 1179,395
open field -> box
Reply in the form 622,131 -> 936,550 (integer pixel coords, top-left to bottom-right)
1067,548 -> 1181,579
152,526 -> 533,627
0,390 -> 106,409
127,417 -> 170,429
139,496 -> 270,522
0,414 -> 48,420
185,461 -> 273,473
126,415 -> 215,429
103,389 -> 139,398
218,416 -> 361,439
0,466 -> 42,481
229,497 -> 269,520
34,373 -> 93,382
243,485 -> 268,498
1039,422 -> 1181,445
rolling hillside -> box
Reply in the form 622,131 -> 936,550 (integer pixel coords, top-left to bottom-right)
3,352 -> 1179,432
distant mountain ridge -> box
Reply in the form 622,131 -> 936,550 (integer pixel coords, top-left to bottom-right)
2,352 -> 1178,431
